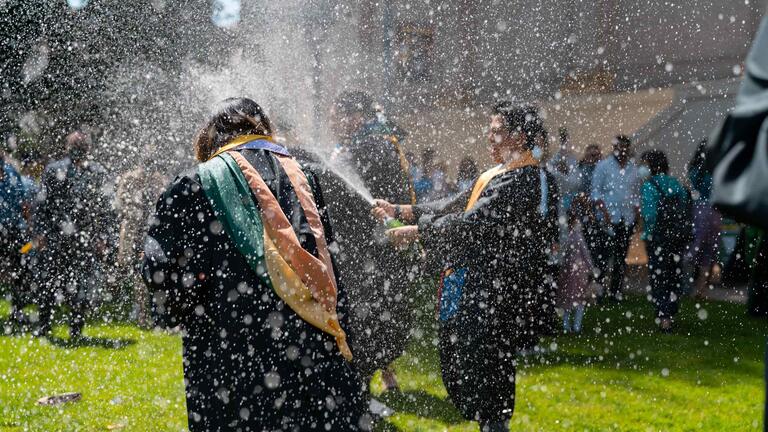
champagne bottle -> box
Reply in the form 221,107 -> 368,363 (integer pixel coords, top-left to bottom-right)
383,216 -> 405,229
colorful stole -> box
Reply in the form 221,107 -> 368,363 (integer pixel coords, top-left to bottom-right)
464,151 -> 538,211
388,135 -> 417,205
209,134 -> 283,159
198,149 -> 351,360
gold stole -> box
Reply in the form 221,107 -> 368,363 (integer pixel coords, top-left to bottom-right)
229,151 -> 352,360
465,151 -> 538,211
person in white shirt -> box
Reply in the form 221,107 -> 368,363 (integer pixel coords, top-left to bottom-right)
589,135 -> 641,301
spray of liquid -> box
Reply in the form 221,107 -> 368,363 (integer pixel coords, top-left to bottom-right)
300,146 -> 376,206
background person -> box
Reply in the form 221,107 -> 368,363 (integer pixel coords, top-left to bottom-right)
328,90 -> 417,390
114,165 -> 167,327
640,149 -> 693,332
687,139 -> 722,299
142,98 -> 367,431
575,145 -> 604,267
0,149 -> 35,328
34,131 -> 115,339
456,157 -> 479,192
373,102 -> 549,432
557,197 -> 596,335
590,135 -> 641,302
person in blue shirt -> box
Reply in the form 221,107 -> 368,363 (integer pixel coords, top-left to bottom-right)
590,135 -> 641,301
640,149 -> 692,332
0,151 -> 35,328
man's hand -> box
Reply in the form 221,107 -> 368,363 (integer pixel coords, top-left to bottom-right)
385,225 -> 419,249
371,199 -> 395,223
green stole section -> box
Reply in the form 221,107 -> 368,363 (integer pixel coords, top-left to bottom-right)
197,153 -> 270,285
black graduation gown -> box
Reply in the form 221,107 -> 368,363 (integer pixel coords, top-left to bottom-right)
413,165 -> 548,423
298,126 -> 417,378
142,149 -> 367,432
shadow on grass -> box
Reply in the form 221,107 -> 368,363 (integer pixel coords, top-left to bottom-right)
379,389 -> 465,425
45,335 -> 137,349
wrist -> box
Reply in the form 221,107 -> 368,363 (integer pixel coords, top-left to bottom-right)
394,205 -> 402,220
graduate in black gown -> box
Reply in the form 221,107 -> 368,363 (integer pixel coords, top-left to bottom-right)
142,98 -> 368,431
328,91 -> 417,385
373,102 -> 550,432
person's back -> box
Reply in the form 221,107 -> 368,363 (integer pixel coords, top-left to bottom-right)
641,172 -> 692,249
143,98 -> 366,431
34,132 -> 114,338
640,149 -> 692,331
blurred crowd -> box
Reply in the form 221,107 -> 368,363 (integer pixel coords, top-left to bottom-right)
1,91 -> 768,430
1,97 -> 766,341
0,132 -> 168,338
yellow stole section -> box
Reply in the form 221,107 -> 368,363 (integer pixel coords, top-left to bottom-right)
388,135 -> 417,205
228,151 -> 352,361
465,151 -> 538,211
209,134 -> 274,160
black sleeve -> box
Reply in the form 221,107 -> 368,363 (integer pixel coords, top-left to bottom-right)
417,170 -> 539,266
305,168 -> 353,333
142,173 -> 213,323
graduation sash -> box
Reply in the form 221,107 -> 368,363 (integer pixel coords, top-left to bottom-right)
464,151 -> 538,211
197,147 -> 352,360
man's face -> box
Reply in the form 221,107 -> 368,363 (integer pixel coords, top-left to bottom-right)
488,114 -> 508,164
487,115 -> 525,164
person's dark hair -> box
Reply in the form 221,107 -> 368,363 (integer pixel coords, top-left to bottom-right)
193,97 -> 273,162
687,138 -> 708,173
613,134 -> 632,148
641,149 -> 669,176
457,157 -> 479,182
334,90 -> 376,119
491,101 -> 543,150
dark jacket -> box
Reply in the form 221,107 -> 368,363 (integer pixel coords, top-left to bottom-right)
34,157 -> 116,270
413,164 -> 548,423
345,119 -> 412,204
142,148 -> 366,431
319,121 -> 418,377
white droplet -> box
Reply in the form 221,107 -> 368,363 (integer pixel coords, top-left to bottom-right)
264,371 -> 281,389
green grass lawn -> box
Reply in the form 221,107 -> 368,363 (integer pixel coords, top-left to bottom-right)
1,293 -> 766,431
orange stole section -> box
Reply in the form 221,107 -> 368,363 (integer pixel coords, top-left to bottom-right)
228,151 -> 351,360
465,151 -> 538,211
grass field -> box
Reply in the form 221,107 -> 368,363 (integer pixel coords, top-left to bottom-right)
0,293 -> 766,431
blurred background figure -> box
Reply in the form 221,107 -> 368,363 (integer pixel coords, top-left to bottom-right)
639,149 -> 693,332
34,131 -> 116,339
456,157 -> 479,192
687,139 -> 722,299
0,145 -> 37,329
329,90 -> 417,391
556,197 -> 596,335
413,148 -> 435,202
575,144 -> 604,267
114,164 -> 167,327
590,135 -> 641,302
